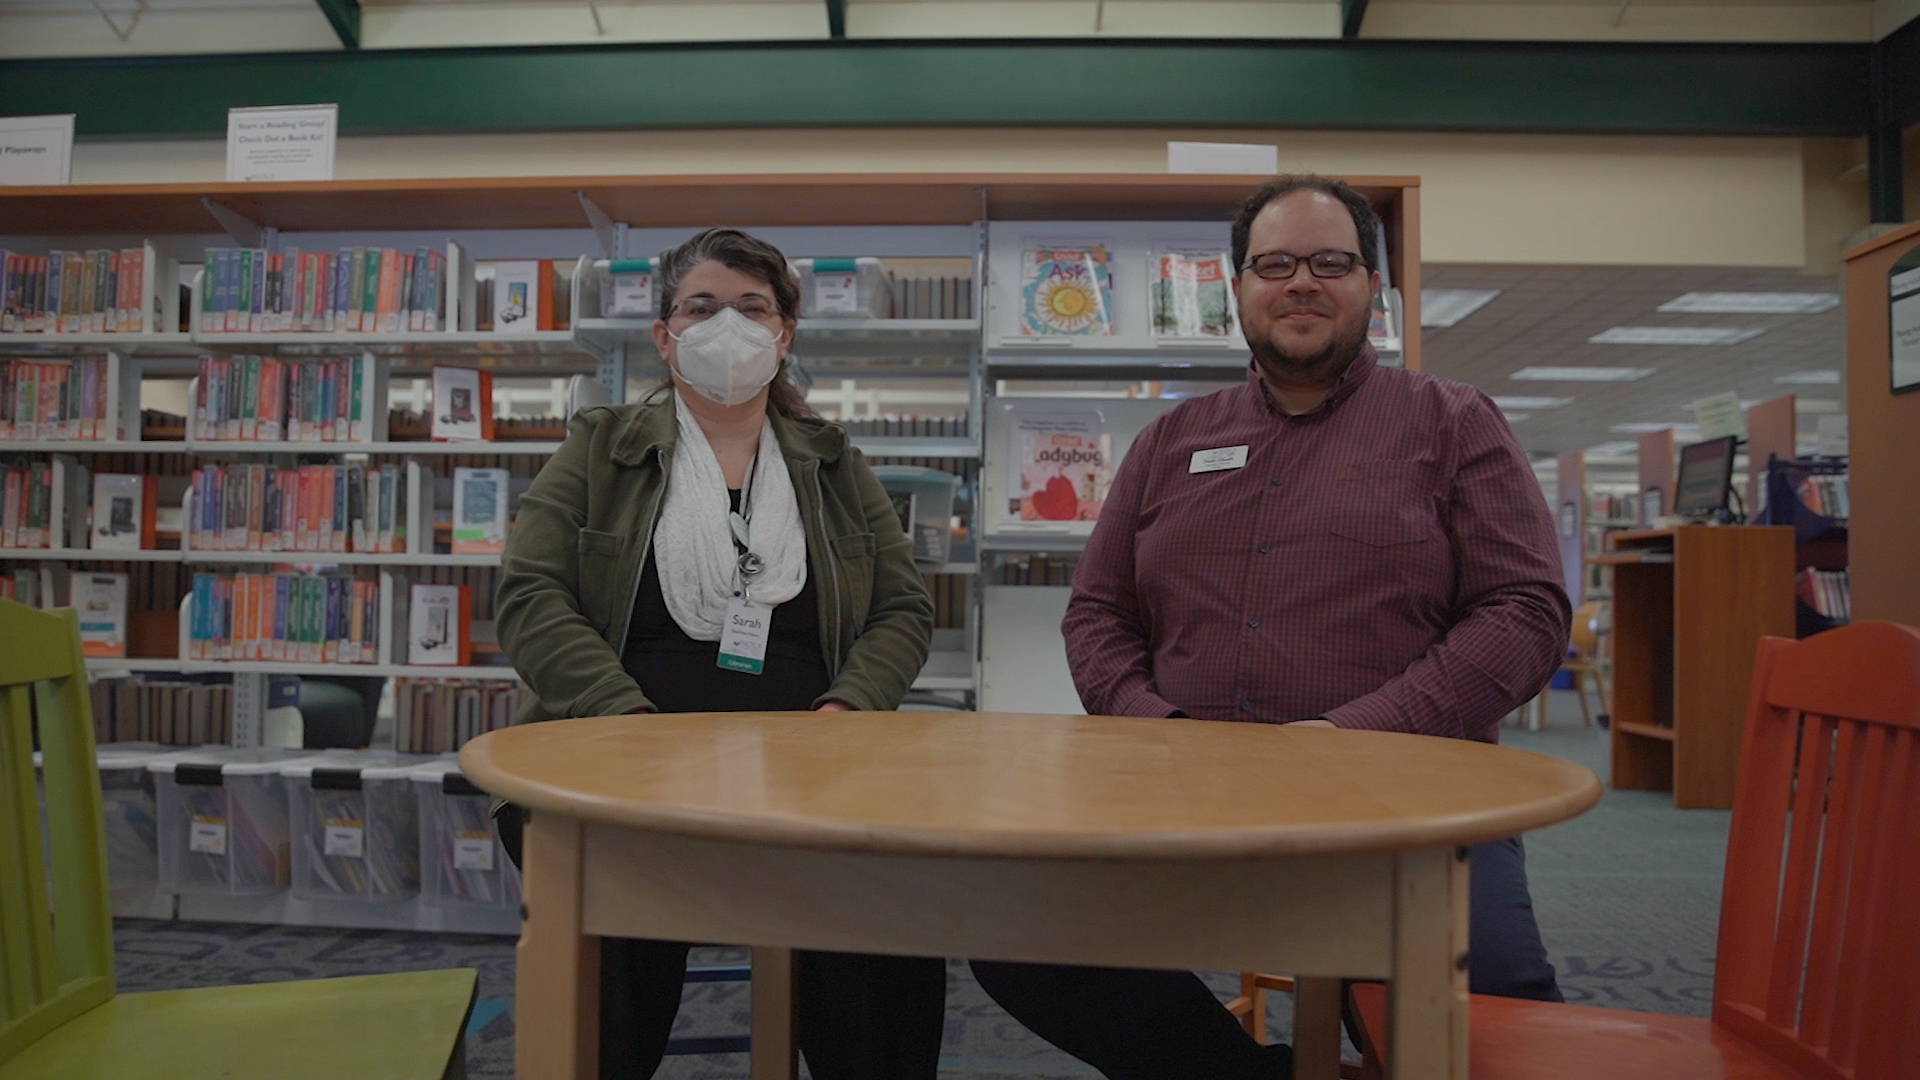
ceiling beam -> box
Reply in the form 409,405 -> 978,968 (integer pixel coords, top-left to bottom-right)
0,39 -> 1871,141
1342,0 -> 1369,38
826,0 -> 847,39
315,0 -> 360,49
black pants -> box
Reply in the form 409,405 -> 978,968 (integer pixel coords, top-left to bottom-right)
969,837 -> 1560,1080
598,939 -> 947,1080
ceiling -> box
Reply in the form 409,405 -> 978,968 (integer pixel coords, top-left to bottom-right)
1420,262 -> 1845,479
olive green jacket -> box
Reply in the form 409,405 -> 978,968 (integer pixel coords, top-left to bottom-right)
496,398 -> 934,722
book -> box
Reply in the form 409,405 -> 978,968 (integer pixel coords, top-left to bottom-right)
1019,245 -> 1114,336
0,248 -> 149,336
408,583 -> 472,666
0,358 -> 110,441
431,366 -> 494,441
491,260 -> 553,333
393,678 -> 522,754
187,570 -> 380,663
90,473 -> 155,551
1150,250 -> 1236,338
1005,409 -> 1112,524
451,467 -> 510,554
75,572 -> 129,658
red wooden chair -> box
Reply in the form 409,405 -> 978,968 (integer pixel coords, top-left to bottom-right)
1351,620 -> 1920,1080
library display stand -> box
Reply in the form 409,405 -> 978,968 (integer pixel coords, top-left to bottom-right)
1756,456 -> 1850,637
1598,526 -> 1794,809
2,172 -> 1421,931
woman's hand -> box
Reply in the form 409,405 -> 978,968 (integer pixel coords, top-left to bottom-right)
816,701 -> 853,712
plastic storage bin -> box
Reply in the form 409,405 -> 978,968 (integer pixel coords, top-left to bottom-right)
872,465 -> 961,567
594,258 -> 657,318
97,743 -> 180,894
414,759 -> 521,910
285,752 -> 427,903
152,748 -> 310,897
794,257 -> 891,319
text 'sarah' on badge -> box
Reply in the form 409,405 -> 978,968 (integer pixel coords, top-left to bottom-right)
1189,445 -> 1250,474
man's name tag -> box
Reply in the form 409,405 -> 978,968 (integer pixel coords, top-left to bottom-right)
1190,445 -> 1249,474
718,596 -> 771,675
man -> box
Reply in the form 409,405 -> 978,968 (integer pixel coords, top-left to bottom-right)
971,176 -> 1571,1079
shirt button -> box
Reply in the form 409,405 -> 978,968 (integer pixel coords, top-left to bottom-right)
1270,477 -> 1284,486
1257,543 -> 1271,554
1240,700 -> 1253,712
1247,617 -> 1260,628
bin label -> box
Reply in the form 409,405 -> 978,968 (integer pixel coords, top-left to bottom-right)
190,815 -> 228,856
454,831 -> 495,871
324,820 -> 365,858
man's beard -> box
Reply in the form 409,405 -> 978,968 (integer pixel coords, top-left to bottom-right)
1247,305 -> 1371,388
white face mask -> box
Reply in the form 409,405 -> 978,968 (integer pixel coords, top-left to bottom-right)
667,306 -> 783,407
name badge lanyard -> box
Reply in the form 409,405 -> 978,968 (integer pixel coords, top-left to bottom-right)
718,451 -> 774,675
727,450 -> 764,599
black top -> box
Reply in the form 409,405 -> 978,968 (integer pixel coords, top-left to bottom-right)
621,489 -> 830,713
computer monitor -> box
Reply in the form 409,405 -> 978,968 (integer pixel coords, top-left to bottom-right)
1674,435 -> 1737,518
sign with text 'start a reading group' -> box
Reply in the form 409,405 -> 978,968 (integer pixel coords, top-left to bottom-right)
226,104 -> 338,183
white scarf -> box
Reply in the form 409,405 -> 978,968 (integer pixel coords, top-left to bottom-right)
655,390 -> 807,641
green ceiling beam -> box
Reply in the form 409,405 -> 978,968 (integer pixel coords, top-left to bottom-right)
0,39 -> 1871,142
826,0 -> 847,39
314,0 -> 360,49
1341,0 -> 1369,38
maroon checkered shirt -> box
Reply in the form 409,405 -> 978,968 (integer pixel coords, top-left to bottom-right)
1065,346 -> 1571,742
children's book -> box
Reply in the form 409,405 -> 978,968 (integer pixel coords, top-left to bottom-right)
1150,250 -> 1236,338
1019,245 -> 1114,336
1004,409 -> 1112,525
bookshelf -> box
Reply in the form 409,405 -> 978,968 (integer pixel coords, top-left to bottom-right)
1604,525 -> 1794,809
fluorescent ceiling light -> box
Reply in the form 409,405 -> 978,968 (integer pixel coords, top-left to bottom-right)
1795,398 -> 1843,414
1585,441 -> 1640,456
1610,422 -> 1703,435
1511,366 -> 1655,382
1502,413 -> 1531,423
1590,327 -> 1764,346
1421,289 -> 1501,328
1775,370 -> 1841,384
1658,292 -> 1838,315
1491,396 -> 1574,410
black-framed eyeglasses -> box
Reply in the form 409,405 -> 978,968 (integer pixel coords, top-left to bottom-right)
666,296 -> 783,323
1241,250 -> 1362,280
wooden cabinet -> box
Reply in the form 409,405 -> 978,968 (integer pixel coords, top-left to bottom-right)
1601,526 -> 1793,809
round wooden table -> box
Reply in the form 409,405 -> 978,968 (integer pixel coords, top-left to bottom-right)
461,711 -> 1601,1080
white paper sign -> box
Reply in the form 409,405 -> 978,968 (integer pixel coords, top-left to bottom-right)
226,104 -> 337,183
0,114 -> 74,186
324,822 -> 366,858
190,816 -> 229,856
453,834 -> 495,871
1692,392 -> 1747,442
1167,141 -> 1278,175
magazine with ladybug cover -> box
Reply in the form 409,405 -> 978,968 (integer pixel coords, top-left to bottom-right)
1005,409 -> 1112,525
1019,244 -> 1115,336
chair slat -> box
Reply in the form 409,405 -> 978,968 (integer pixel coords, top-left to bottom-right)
1713,638 -> 1800,1012
0,684 -> 57,1026
1847,728 -> 1920,1080
33,630 -> 115,988
1762,711 -> 1834,1028
1797,718 -> 1869,1050
1761,622 -> 1920,729
1820,722 -> 1894,1071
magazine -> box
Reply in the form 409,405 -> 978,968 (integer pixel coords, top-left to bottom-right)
1019,245 -> 1115,336
1004,409 -> 1112,525
1150,250 -> 1236,338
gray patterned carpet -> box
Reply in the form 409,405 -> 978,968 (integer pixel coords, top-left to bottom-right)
112,692 -> 1730,1077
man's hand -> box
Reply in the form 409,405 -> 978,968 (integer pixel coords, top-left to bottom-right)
816,701 -> 853,712
1287,718 -> 1335,728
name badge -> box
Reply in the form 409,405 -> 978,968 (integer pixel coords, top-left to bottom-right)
718,595 -> 772,675
1190,445 -> 1250,474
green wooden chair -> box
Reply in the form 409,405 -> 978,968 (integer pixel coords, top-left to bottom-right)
0,598 -> 479,1079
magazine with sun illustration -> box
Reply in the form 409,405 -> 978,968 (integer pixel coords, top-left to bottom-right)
1004,409 -> 1112,526
1019,244 -> 1115,336
1150,249 -> 1236,338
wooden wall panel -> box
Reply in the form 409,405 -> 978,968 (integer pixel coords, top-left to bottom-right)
1744,395 -> 1797,517
1842,225 -> 1920,627
1637,429 -> 1676,522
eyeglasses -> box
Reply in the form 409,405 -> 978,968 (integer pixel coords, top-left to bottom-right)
666,296 -> 784,323
1241,250 -> 1362,281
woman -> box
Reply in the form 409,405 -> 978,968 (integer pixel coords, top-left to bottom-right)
495,228 -> 942,1079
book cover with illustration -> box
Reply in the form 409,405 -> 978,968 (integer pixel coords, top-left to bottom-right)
1019,245 -> 1114,336
1150,250 -> 1236,338
1005,410 -> 1112,525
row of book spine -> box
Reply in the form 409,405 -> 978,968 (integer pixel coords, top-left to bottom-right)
199,246 -> 446,334
90,677 -> 234,746
187,571 -> 381,663
0,358 -> 114,440
393,677 -> 520,754
194,355 -> 373,442
1798,568 -> 1851,622
892,276 -> 974,320
1,248 -> 150,334
191,462 -> 405,554
1797,474 -> 1850,519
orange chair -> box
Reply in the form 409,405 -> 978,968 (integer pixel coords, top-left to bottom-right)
1511,600 -> 1608,731
1352,620 -> 1920,1080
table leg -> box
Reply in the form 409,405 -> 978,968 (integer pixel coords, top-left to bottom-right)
749,946 -> 798,1080
1387,846 -> 1470,1080
1291,975 -> 1344,1080
517,812 -> 600,1080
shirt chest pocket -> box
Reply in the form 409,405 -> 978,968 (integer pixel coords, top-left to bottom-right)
577,528 -> 626,630
1328,461 -> 1436,547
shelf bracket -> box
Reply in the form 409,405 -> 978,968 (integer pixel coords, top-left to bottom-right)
576,191 -> 626,259
201,197 -> 270,249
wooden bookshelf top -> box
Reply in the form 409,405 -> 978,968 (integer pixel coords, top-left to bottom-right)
0,173 -> 1420,235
